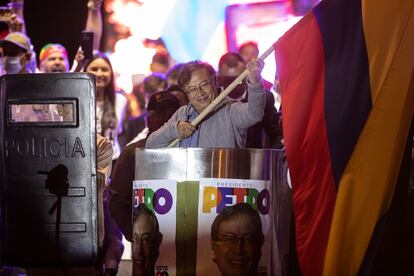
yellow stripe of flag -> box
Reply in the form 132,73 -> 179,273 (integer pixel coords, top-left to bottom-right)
323,1 -> 414,275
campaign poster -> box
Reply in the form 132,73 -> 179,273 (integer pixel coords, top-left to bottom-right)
132,180 -> 177,276
196,178 -> 272,276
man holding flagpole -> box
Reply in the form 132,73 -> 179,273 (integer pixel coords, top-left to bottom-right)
145,58 -> 266,148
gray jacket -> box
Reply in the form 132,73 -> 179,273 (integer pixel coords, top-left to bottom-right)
145,81 -> 266,148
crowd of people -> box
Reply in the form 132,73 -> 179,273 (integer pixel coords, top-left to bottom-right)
0,1 -> 284,275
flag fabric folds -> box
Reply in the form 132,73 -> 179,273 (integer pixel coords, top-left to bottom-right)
274,0 -> 414,275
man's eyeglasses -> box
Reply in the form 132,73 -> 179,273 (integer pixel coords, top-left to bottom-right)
215,234 -> 258,248
185,79 -> 213,96
132,233 -> 153,249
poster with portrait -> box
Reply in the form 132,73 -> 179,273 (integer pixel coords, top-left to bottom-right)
132,180 -> 177,276
196,178 -> 272,276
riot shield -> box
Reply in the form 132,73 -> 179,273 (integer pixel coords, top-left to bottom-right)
0,73 -> 97,267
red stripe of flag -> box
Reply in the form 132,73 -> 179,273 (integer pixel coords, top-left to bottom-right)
275,13 -> 337,276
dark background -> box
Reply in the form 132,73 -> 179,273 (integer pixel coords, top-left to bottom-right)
0,0 -> 90,66
0,0 -> 318,67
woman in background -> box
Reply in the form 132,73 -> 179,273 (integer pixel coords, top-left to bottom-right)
84,52 -> 127,160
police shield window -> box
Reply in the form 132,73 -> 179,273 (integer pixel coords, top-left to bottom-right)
10,103 -> 74,123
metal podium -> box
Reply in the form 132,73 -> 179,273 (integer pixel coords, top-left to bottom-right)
133,148 -> 291,276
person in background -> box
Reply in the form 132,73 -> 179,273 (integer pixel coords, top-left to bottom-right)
218,52 -> 283,149
149,52 -> 170,74
85,0 -> 103,51
125,73 -> 167,144
129,90 -> 181,146
69,0 -> 103,72
165,62 -> 184,87
84,53 -> 127,160
130,84 -> 146,117
110,91 -> 180,241
238,41 -> 273,91
0,0 -> 39,73
238,41 -> 259,63
144,37 -> 175,72
143,73 -> 167,108
38,43 -> 69,73
166,84 -> 189,107
0,31 -> 32,74
38,42 -> 88,73
145,59 -> 265,149
7,0 -> 25,33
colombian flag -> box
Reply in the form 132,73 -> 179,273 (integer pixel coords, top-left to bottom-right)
274,0 -> 414,275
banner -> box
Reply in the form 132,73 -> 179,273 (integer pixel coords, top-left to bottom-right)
133,179 -> 177,276
132,178 -> 273,275
274,0 -> 414,274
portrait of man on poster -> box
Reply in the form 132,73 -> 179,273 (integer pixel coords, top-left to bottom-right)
211,203 -> 265,276
132,204 -> 163,276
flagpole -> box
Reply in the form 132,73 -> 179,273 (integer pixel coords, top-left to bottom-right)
167,44 -> 275,148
